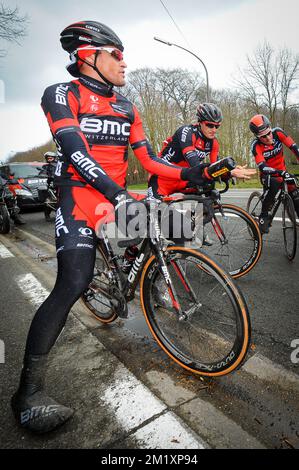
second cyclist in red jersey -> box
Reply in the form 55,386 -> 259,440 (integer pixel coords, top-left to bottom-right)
148,103 -> 222,198
148,103 -> 256,198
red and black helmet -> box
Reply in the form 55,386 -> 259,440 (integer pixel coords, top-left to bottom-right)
249,114 -> 271,137
60,21 -> 124,79
196,103 -> 223,123
60,21 -> 124,54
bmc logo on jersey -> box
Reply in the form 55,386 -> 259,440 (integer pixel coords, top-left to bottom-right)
55,84 -> 69,106
70,151 -> 106,178
80,117 -> 131,136
264,142 -> 283,159
181,127 -> 189,143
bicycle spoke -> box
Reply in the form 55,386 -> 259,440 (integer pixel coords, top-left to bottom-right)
200,205 -> 261,277
141,246 -> 251,376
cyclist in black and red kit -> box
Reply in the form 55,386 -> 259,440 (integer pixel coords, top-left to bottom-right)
249,114 -> 299,233
148,103 -> 256,198
11,21 -> 238,434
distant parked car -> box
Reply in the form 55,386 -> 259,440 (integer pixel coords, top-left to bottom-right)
0,162 -> 49,210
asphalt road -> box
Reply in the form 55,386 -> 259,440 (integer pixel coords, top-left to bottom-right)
0,189 -> 298,449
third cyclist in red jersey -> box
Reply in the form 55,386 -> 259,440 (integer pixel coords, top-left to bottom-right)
249,114 -> 299,233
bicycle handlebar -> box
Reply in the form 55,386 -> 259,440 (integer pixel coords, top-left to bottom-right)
195,179 -> 229,195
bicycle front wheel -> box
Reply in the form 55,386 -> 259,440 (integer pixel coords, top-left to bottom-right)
282,194 -> 297,261
202,204 -> 262,278
246,191 -> 263,223
140,247 -> 251,377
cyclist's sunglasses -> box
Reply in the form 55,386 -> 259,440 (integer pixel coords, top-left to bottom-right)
258,130 -> 272,139
77,46 -> 124,61
203,121 -> 221,129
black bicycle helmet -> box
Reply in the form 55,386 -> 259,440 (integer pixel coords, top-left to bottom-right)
196,103 -> 223,123
60,21 -> 124,53
249,114 -> 271,137
60,21 -> 124,81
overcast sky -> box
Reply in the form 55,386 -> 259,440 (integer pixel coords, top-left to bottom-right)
1,0 -> 299,161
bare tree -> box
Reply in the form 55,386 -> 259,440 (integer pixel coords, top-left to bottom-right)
278,48 -> 299,128
0,3 -> 28,56
235,41 -> 299,126
155,68 -> 205,122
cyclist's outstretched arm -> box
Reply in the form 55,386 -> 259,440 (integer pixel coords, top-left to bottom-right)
129,108 -> 186,180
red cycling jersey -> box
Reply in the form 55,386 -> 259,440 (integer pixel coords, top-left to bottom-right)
148,124 -> 219,198
159,124 -> 219,167
41,75 -> 183,201
251,127 -> 299,172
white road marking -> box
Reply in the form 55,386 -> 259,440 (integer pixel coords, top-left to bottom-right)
101,363 -> 206,449
244,353 -> 299,394
130,412 -> 206,449
224,194 -> 254,199
0,242 -> 14,258
16,273 -> 49,307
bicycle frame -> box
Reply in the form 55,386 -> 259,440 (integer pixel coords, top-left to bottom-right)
97,205 -> 198,321
166,187 -> 228,246
261,179 -> 295,220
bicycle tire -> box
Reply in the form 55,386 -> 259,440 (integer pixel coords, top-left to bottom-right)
0,205 -> 10,234
81,245 -> 118,323
246,191 -> 263,222
282,193 -> 297,261
140,246 -> 251,377
202,204 -> 262,278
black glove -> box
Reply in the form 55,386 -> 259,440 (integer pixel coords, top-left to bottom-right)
111,191 -> 148,242
181,158 -> 236,185
181,163 -> 209,185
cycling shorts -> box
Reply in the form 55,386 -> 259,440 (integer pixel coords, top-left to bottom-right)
54,186 -> 144,253
148,174 -> 189,198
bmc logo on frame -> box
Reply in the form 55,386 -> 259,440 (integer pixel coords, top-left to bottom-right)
290,339 -> 299,364
0,339 -> 4,364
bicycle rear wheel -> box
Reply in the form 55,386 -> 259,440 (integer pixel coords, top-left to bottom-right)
201,204 -> 262,278
282,194 -> 297,261
140,247 -> 251,377
81,246 -> 118,323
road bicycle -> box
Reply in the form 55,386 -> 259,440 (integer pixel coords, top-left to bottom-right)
82,200 -> 251,377
165,181 -> 262,279
44,182 -> 58,213
38,180 -> 58,219
0,178 -> 21,234
247,173 -> 299,261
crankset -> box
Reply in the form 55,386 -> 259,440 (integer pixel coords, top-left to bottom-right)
88,280 -> 128,319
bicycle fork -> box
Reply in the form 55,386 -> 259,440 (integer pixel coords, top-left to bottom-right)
153,245 -> 200,321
